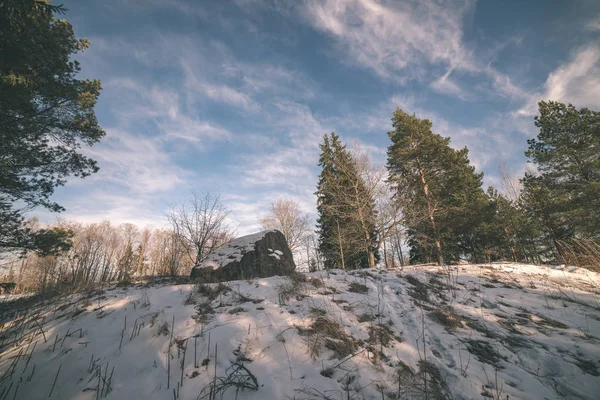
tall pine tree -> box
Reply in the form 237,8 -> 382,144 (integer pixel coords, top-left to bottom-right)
386,108 -> 487,264
524,101 -> 600,242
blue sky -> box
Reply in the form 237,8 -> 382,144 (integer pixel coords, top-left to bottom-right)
40,0 -> 600,234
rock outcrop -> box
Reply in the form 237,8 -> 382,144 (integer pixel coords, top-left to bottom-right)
190,230 -> 296,281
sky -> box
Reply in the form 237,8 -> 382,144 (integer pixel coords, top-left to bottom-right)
38,0 -> 600,234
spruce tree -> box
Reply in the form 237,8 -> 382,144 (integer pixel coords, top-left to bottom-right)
316,133 -> 379,269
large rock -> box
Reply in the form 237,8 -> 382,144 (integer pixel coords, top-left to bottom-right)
190,230 -> 296,281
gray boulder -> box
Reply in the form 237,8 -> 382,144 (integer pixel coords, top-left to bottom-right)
190,230 -> 296,281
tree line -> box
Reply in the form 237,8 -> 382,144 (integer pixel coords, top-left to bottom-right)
315,103 -> 599,269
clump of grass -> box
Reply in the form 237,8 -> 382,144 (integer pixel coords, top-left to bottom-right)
465,340 -> 505,368
297,316 -> 358,359
429,306 -> 463,331
184,291 -> 196,305
534,314 -> 568,329
192,301 -> 215,324
289,272 -> 307,284
348,282 -> 369,294
310,278 -> 324,288
309,307 -> 327,317
156,320 -> 170,336
368,323 -> 400,347
81,296 -> 92,308
196,282 -> 230,301
277,274 -> 306,303
392,360 -> 451,400
357,313 -> 375,323
465,319 -> 501,339
320,366 -> 334,378
228,307 -> 245,315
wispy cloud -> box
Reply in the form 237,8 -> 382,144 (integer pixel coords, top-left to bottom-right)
296,0 -> 529,102
84,128 -> 189,193
517,45 -> 600,116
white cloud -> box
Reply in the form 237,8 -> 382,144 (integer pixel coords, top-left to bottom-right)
85,128 -> 189,194
301,0 -> 473,80
430,73 -> 472,100
296,0 -> 529,103
105,78 -> 233,145
586,16 -> 600,31
194,81 -> 259,111
517,45 -> 600,116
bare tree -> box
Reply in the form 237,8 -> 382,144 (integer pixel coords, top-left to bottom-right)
259,199 -> 311,251
350,143 -> 404,267
167,192 -> 234,266
498,157 -> 522,202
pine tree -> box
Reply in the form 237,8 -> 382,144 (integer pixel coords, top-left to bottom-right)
0,1 -> 105,254
386,108 -> 487,264
520,174 -> 573,261
525,101 -> 600,241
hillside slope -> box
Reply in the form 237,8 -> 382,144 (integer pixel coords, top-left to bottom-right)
1,263 -> 599,399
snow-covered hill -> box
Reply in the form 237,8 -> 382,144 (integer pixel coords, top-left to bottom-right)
1,263 -> 599,400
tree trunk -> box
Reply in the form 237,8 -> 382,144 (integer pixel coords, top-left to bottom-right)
336,219 -> 345,270
416,160 -> 444,265
383,239 -> 388,268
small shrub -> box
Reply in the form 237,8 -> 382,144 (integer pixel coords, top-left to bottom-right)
228,307 -> 245,315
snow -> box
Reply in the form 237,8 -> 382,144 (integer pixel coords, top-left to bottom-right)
195,230 -> 277,270
1,263 -> 599,399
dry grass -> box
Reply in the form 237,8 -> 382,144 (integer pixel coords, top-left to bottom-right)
428,306 -> 463,331
196,282 -> 230,301
465,340 -> 505,369
558,238 -> 600,272
155,320 -> 170,336
297,316 -> 358,359
367,323 -> 401,347
309,278 -> 324,288
276,274 -> 307,303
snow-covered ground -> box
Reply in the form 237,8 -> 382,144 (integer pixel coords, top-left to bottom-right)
0,263 -> 599,399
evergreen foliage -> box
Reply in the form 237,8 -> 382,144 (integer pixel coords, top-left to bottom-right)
315,133 -> 379,269
386,108 -> 488,264
524,101 -> 600,242
0,0 -> 104,253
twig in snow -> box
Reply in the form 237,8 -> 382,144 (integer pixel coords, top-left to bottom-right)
48,364 -> 61,397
